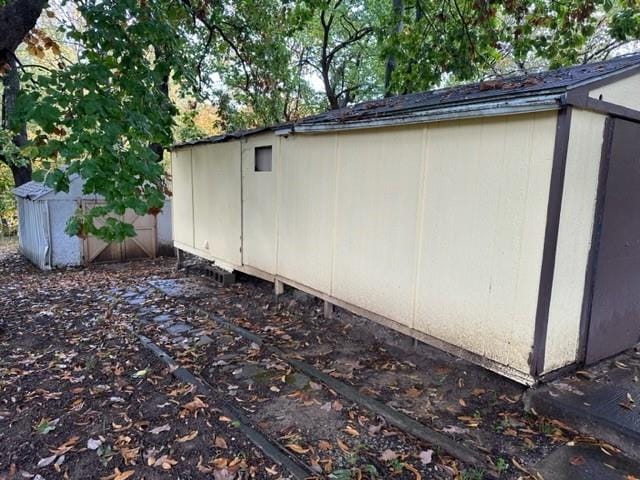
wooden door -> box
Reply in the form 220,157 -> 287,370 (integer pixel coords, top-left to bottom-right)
82,201 -> 157,264
586,118 -> 640,364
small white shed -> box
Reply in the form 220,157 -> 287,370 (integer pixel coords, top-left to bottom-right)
14,175 -> 172,269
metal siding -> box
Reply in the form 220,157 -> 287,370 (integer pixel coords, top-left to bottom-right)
17,199 -> 50,269
414,112 -> 557,373
49,200 -> 82,267
588,72 -> 640,112
332,126 -> 424,325
241,132 -> 278,274
192,142 -> 242,266
277,134 -> 337,293
544,110 -> 605,372
171,149 -> 194,248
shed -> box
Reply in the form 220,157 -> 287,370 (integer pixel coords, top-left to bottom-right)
171,53 -> 640,384
14,175 -> 173,269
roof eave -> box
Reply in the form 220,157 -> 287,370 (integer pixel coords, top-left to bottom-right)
292,93 -> 565,134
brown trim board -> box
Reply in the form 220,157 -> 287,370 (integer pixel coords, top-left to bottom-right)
576,117 -> 616,364
530,106 -> 573,377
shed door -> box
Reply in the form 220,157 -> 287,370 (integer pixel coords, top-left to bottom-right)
82,201 -> 157,264
241,138 -> 278,274
586,118 -> 640,364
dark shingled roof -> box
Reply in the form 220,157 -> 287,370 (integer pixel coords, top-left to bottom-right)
172,53 -> 640,148
297,53 -> 640,127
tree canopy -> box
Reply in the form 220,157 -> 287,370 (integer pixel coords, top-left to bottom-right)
0,0 -> 638,241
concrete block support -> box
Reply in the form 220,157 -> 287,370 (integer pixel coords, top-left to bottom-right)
274,279 -> 285,297
324,300 -> 334,319
176,248 -> 184,269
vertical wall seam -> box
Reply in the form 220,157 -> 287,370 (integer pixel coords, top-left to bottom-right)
274,136 -> 281,276
508,114 -> 536,367
329,133 -> 340,297
190,149 -> 195,249
238,142 -> 244,265
530,107 -> 573,378
410,127 -> 430,331
485,117 -> 509,360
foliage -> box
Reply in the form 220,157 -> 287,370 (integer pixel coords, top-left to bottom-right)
201,0 -> 320,130
382,0 -> 640,95
14,0 -> 198,241
0,162 -> 17,236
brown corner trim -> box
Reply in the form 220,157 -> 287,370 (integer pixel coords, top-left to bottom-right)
576,117 -> 616,365
566,94 -> 640,123
530,106 -> 573,378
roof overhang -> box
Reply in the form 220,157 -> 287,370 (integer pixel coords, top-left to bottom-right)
288,93 -> 565,134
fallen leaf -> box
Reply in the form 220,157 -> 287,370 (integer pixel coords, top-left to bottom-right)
132,368 -> 149,378
177,430 -> 198,443
149,424 -> 171,435
287,444 -> 309,454
380,449 -> 397,461
182,397 -> 207,414
419,449 -> 433,465
214,436 -> 228,449
343,425 -> 359,437
87,438 -> 102,450
37,454 -> 58,468
318,440 -> 332,451
336,438 -> 350,452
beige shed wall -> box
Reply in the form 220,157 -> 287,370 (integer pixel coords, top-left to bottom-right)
171,149 -> 194,248
191,142 -> 242,267
277,134 -> 337,293
177,110 -> 561,380
588,72 -> 640,111
241,132 -> 279,274
414,113 -> 557,373
331,127 -> 424,324
544,109 -> 606,372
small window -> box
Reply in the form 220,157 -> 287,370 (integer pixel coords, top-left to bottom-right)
255,146 -> 272,172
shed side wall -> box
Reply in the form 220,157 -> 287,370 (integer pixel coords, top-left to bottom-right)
192,142 -> 242,266
49,200 -> 82,266
277,134 -> 337,293
332,126 -> 424,324
171,149 -> 194,248
543,109 -> 606,372
277,112 -> 556,375
414,112 -> 557,373
241,132 -> 279,274
588,72 -> 640,111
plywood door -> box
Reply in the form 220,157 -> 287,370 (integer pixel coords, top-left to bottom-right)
82,201 -> 157,263
241,135 -> 278,274
586,118 -> 640,364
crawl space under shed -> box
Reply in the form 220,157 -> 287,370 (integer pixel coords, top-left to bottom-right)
171,54 -> 640,384
14,175 -> 172,270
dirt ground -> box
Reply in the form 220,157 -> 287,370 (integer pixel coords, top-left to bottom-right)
0,247 -> 620,480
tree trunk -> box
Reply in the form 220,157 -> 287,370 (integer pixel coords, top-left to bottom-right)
384,0 -> 404,97
0,0 -> 46,67
2,58 -> 31,187
150,47 -> 169,162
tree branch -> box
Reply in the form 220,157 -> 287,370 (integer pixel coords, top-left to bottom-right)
0,0 -> 47,67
